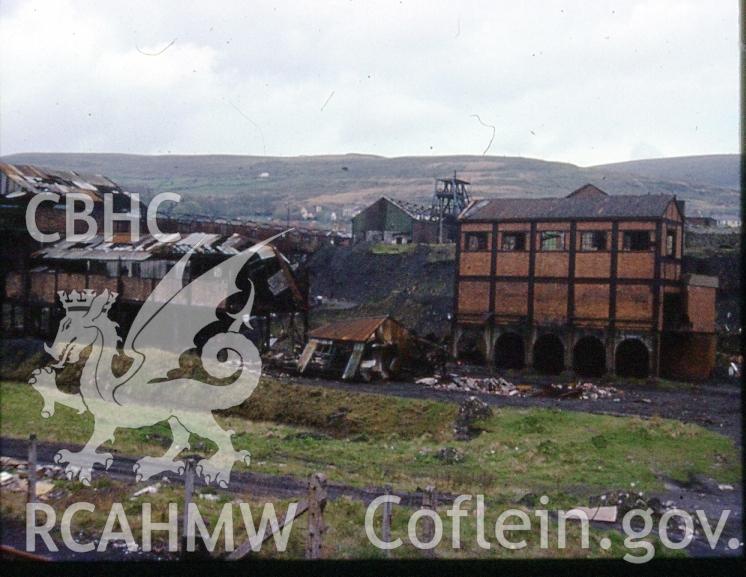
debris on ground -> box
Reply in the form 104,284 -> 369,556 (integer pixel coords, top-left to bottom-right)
435,447 -> 465,464
453,396 -> 493,440
586,488 -> 718,538
728,362 -> 740,378
1,456 -> 66,497
535,382 -> 621,400
131,483 -> 161,498
35,480 -> 55,499
424,374 -> 525,396
418,375 -> 622,401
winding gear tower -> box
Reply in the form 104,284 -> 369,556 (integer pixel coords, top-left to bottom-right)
430,171 -> 471,243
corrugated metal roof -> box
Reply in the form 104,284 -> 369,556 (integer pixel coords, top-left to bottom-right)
460,185 -> 675,221
33,232 -> 279,262
383,196 -> 431,220
308,316 -> 389,342
0,162 -> 124,201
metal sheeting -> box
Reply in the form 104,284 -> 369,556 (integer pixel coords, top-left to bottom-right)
307,316 -> 389,343
0,162 -> 123,202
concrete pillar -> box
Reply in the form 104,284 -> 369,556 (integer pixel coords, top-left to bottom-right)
483,325 -> 498,365
527,326 -> 538,370
606,333 -> 617,376
522,333 -> 530,368
564,331 -> 575,373
451,325 -> 463,359
649,334 -> 659,378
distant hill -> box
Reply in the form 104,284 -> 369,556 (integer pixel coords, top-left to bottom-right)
592,154 -> 740,191
2,152 -> 740,221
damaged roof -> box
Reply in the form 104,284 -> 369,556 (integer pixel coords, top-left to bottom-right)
460,184 -> 677,221
33,232 -> 279,262
0,162 -> 126,201
308,316 -> 392,342
382,196 -> 431,220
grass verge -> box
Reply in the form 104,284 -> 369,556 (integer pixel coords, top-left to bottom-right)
0,379 -> 739,498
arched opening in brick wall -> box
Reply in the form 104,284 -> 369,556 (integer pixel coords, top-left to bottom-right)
455,327 -> 486,364
494,332 -> 525,369
615,339 -> 650,379
573,336 -> 606,378
533,334 -> 565,375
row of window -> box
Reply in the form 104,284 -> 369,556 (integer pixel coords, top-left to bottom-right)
464,229 -> 677,255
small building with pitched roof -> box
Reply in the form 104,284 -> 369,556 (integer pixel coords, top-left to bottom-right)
351,196 -> 439,244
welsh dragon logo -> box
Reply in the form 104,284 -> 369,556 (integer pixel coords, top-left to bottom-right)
27,236 -> 281,487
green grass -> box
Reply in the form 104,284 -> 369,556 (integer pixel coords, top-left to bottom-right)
2,378 -> 736,559
2,475 -> 656,559
231,379 -> 456,440
368,243 -> 419,255
1,379 -> 739,499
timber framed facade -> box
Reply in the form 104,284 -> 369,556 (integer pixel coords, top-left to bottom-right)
452,184 -> 718,380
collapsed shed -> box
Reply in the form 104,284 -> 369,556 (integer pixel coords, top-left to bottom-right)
298,316 -> 414,381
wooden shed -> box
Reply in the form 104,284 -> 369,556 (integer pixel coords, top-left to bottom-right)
297,316 -> 414,381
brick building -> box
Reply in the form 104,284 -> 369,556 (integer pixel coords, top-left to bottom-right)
452,184 -> 718,380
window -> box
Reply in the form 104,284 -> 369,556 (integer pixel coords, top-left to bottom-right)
623,230 -> 652,251
464,231 -> 488,252
666,229 -> 676,257
580,231 -> 606,251
502,232 -> 526,251
540,231 -> 565,251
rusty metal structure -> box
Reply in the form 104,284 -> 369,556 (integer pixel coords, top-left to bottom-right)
3,231 -> 309,351
0,162 -> 318,351
430,172 -> 471,243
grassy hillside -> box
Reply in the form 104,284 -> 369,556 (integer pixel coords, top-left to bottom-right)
2,152 -> 739,221
593,154 -> 740,191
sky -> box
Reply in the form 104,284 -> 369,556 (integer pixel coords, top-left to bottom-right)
0,0 -> 739,165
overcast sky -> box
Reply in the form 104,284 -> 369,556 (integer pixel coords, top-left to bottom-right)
0,0 -> 738,165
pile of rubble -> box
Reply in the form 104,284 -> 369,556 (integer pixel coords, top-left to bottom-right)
417,375 -> 529,396
416,375 -> 621,401
535,381 -> 621,401
453,396 -> 494,440
1,456 -> 61,499
586,488 -> 718,539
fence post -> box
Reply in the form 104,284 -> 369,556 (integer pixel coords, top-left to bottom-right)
181,458 -> 194,557
27,434 -> 37,503
421,485 -> 436,558
305,473 -> 328,559
382,485 -> 393,558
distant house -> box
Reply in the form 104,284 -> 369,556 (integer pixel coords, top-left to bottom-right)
715,217 -> 742,228
351,196 -> 438,244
